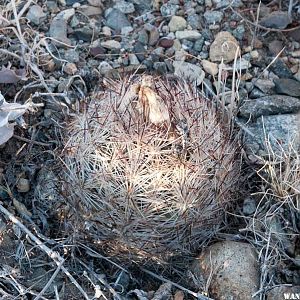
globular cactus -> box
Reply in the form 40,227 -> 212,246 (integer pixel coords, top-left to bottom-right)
62,76 -> 240,260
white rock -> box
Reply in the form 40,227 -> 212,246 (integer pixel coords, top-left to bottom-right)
174,49 -> 187,61
168,16 -> 187,32
228,57 -> 251,70
291,50 -> 300,57
102,26 -> 112,37
173,61 -> 205,85
175,30 -> 202,41
250,50 -> 260,59
121,26 -> 133,36
55,8 -> 75,21
101,40 -> 121,50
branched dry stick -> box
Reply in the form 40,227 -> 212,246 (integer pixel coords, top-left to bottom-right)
76,258 -> 121,300
230,6 -> 300,33
0,203 -> 91,300
140,267 -> 215,300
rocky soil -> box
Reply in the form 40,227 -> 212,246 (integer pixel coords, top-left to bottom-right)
0,0 -> 300,299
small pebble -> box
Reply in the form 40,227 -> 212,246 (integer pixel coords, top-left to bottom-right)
17,178 -> 30,193
158,38 -> 174,48
64,62 -> 78,75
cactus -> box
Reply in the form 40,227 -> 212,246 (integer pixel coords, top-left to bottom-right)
62,76 -> 240,259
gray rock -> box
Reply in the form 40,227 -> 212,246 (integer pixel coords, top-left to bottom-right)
175,30 -> 202,41
268,40 -> 284,56
182,39 -> 194,50
253,79 -> 275,94
142,58 -> 153,69
26,5 -> 46,25
128,53 -> 139,65
193,37 -> 205,52
173,61 -> 205,85
249,88 -> 267,99
274,78 -> 300,97
153,62 -> 168,74
225,57 -> 251,71
106,8 -> 131,31
49,18 -> 71,47
70,15 -> 80,27
98,61 -> 113,75
55,8 -> 75,21
134,42 -> 147,62
241,113 -> 300,157
73,27 -> 94,42
164,59 -> 174,72
148,27 -> 160,46
160,3 -> 179,16
232,24 -> 245,40
47,1 -> 59,13
239,95 -> 300,119
114,0 -> 135,14
269,58 -> 294,79
199,51 -> 209,59
242,197 -> 256,216
137,29 -> 148,45
203,10 -> 224,24
267,216 -> 295,255
260,11 -> 291,29
130,0 -> 152,13
66,0 -> 84,4
168,16 -> 187,32
187,14 -> 201,29
64,49 -> 80,63
212,0 -> 243,8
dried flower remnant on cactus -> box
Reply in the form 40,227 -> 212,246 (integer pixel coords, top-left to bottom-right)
62,76 -> 240,260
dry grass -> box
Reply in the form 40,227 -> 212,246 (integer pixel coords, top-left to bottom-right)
238,139 -> 300,299
62,76 -> 241,261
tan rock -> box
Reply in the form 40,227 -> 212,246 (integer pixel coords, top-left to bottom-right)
192,241 -> 260,300
201,59 -> 218,76
64,63 -> 77,75
44,59 -> 56,72
209,31 -> 240,63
